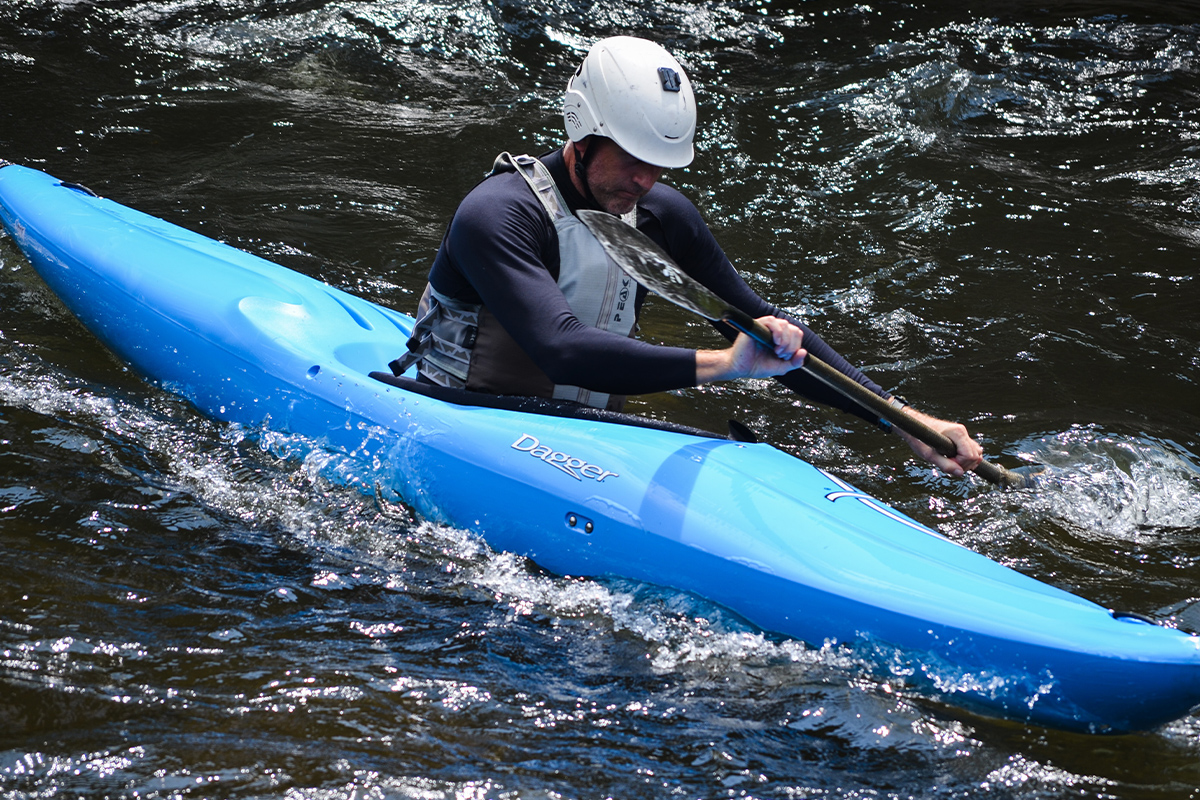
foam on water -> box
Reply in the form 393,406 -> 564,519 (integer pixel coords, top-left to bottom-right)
1017,426 -> 1200,540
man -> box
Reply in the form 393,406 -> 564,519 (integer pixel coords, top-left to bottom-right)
396,36 -> 981,477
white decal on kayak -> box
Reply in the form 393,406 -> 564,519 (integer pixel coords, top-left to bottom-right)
820,469 -> 957,543
825,490 -> 876,503
511,434 -> 619,482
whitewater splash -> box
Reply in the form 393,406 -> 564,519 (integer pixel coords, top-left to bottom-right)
1017,425 -> 1200,541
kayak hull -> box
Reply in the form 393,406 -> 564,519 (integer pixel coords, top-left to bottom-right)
3,163 -> 1198,733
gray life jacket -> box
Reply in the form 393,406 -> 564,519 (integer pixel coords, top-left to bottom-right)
392,152 -> 639,410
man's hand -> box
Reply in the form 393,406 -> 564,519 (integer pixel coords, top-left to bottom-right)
695,316 -> 806,384
694,320 -> 983,479
892,407 -> 984,477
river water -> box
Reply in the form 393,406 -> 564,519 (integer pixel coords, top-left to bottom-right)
2,1 -> 1199,797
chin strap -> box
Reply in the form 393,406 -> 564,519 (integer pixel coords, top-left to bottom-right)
573,141 -> 603,209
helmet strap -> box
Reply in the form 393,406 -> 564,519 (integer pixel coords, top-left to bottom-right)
573,140 -> 602,209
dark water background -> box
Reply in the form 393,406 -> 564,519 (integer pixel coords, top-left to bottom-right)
2,1 -> 1200,797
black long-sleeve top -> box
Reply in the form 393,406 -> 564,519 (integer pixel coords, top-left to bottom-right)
425,147 -> 891,424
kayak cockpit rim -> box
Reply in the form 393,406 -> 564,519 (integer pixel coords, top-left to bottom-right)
369,371 -> 753,441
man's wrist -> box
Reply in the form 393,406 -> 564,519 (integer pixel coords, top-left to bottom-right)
695,349 -> 734,385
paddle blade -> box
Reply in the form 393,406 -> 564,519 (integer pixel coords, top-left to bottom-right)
998,463 -> 1047,489
577,209 -> 728,322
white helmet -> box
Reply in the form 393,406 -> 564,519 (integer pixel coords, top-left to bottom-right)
563,36 -> 696,169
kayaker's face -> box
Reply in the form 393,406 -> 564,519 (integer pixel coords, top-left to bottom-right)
581,138 -> 663,215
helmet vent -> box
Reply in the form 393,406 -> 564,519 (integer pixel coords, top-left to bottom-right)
658,67 -> 682,93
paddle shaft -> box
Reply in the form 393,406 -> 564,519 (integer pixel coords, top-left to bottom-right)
572,208 -> 1029,488
719,308 -> 1025,488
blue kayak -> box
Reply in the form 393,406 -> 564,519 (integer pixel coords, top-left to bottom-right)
2,161 -> 1198,733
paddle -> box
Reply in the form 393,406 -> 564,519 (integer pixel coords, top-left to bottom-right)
577,209 -> 1037,490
